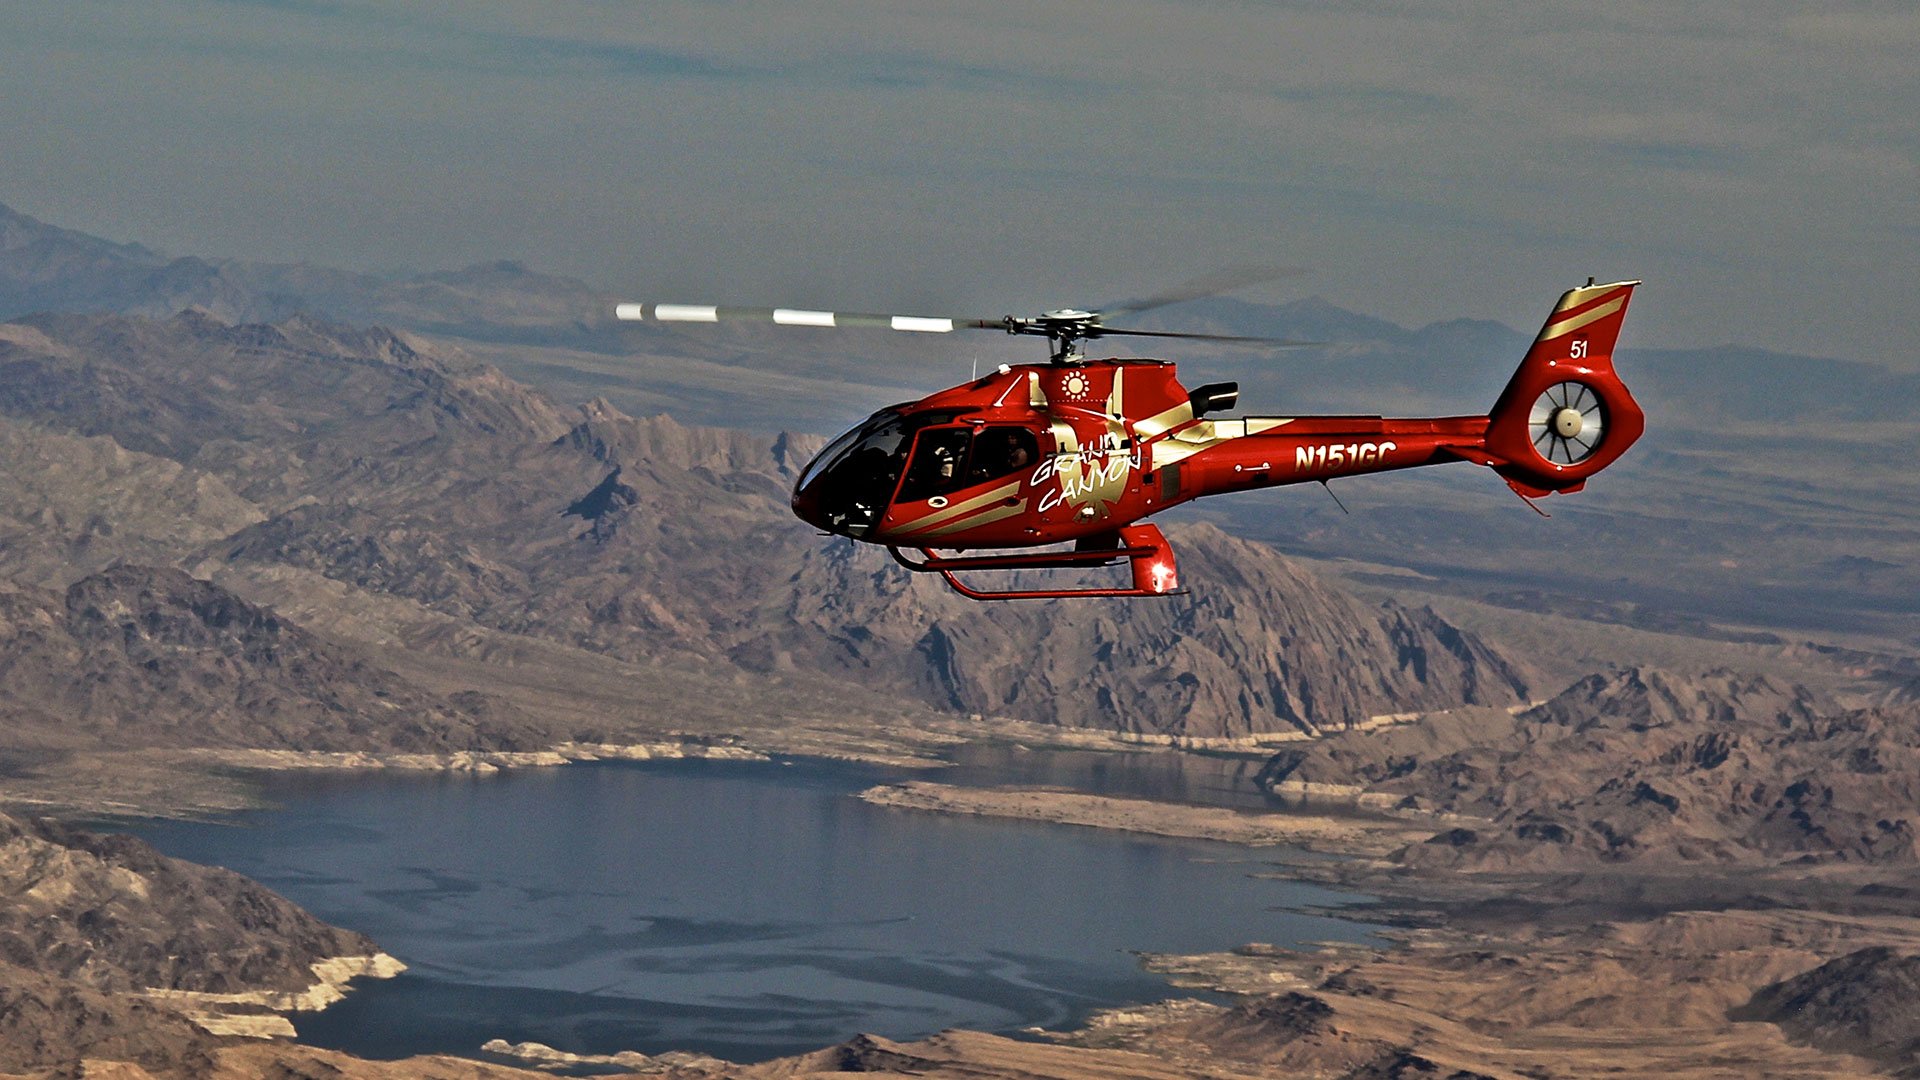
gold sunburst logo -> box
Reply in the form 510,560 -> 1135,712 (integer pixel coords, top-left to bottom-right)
1062,372 -> 1088,398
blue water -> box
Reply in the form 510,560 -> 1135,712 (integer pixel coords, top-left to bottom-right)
130,757 -> 1380,1065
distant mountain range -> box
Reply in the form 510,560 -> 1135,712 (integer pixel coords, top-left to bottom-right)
0,202 -> 613,347
7,200 -> 1917,427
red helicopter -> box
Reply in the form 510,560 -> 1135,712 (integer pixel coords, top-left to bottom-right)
615,279 -> 1643,600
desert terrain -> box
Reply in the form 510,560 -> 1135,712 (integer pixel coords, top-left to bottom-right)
1,201 -> 1918,1077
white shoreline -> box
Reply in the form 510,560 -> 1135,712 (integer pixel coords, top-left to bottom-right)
146,952 -> 407,1039
193,739 -> 770,774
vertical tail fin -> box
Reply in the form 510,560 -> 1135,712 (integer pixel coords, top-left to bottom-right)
1484,281 -> 1645,496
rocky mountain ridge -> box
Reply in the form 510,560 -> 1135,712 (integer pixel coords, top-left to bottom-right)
0,564 -> 535,754
1261,666 -> 1920,865
11,198 -> 1919,648
0,307 -> 1540,741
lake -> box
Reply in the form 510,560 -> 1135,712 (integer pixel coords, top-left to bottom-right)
130,755 -> 1381,1065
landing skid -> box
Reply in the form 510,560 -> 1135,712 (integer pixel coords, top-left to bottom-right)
888,524 -> 1184,601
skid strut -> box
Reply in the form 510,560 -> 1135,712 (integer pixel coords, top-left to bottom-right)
888,524 -> 1183,601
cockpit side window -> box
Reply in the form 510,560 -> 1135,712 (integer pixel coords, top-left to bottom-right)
964,426 -> 1039,485
897,427 -> 974,503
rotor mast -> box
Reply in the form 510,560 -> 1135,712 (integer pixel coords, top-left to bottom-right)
1018,310 -> 1103,363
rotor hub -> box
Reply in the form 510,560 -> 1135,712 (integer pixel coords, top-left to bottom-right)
1528,381 -> 1606,465
1551,407 -> 1584,439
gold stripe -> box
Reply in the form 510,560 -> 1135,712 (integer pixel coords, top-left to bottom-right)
1146,415 -> 1292,469
1132,401 -> 1194,438
893,480 -> 1022,534
1152,441 -> 1210,469
1538,296 -> 1624,342
922,500 -> 1027,537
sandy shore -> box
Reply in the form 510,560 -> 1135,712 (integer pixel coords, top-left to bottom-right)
857,781 -> 1433,858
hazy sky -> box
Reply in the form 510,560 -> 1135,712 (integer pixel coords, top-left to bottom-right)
4,1 -> 1916,365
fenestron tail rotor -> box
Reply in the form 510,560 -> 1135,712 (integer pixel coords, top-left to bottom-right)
1528,381 -> 1606,465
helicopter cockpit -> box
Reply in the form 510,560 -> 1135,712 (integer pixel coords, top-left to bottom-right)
792,408 -> 1040,538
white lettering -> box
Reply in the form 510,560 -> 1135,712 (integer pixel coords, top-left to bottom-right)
1028,432 -> 1142,516
1293,441 -> 1399,474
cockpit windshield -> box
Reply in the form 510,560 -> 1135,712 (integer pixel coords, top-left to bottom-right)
793,410 -> 914,537
796,411 -> 896,493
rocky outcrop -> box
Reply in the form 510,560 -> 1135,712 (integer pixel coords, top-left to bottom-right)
1260,667 -> 1920,865
1734,947 -> 1920,1075
0,968 -> 220,1075
0,811 -> 402,1072
0,813 -> 378,995
1160,993 -> 1499,1079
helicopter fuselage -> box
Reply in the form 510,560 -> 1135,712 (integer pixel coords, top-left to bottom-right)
792,358 -> 1493,549
787,280 -> 1644,599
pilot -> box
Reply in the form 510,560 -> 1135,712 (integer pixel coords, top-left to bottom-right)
838,445 -> 898,522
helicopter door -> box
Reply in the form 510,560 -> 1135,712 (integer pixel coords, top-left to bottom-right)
895,427 -> 975,505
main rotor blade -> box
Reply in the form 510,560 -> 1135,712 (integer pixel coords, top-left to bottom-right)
1102,265 -> 1312,318
615,303 -> 1002,335
1089,327 -> 1325,348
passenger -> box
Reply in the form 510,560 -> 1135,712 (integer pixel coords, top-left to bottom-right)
1004,432 -> 1032,471
970,429 -> 1033,481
